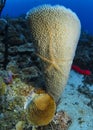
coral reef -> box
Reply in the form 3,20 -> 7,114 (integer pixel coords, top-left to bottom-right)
0,14 -> 72,130
26,5 -> 81,102
0,14 -> 93,130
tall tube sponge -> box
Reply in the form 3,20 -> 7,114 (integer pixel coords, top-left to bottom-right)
26,5 -> 81,103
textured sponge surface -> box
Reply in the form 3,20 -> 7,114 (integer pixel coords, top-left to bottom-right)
26,5 -> 81,102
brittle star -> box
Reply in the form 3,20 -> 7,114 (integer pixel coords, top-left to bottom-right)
37,53 -> 62,73
36,26 -> 71,76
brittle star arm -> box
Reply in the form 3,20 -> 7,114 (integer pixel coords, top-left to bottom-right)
36,53 -> 63,73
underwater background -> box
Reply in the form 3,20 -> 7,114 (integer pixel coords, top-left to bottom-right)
0,1 -> 93,130
1,0 -> 93,35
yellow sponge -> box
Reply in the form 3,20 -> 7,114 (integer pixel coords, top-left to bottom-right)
25,89 -> 56,127
26,5 -> 81,102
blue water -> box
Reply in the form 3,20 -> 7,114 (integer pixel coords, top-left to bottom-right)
1,0 -> 93,34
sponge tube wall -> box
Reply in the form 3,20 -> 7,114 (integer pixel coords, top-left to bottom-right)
26,5 -> 81,102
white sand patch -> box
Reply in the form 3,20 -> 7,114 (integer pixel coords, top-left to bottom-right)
57,70 -> 93,130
